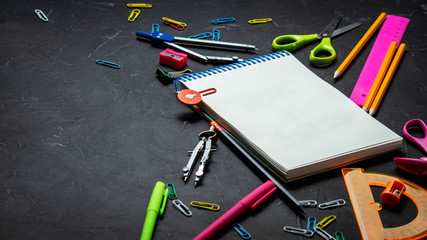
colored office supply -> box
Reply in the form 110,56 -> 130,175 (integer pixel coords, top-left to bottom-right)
208,121 -> 306,217
316,215 -> 336,229
176,51 -> 401,182
193,180 -> 276,240
189,32 -> 213,39
316,227 -> 336,240
166,183 -> 177,199
190,201 -> 220,211
34,9 -> 48,22
159,48 -> 187,70
128,9 -> 140,22
272,16 -> 361,66
369,43 -> 406,115
350,15 -> 409,106
284,226 -> 315,237
212,29 -> 220,41
298,200 -> 317,207
362,41 -> 397,112
380,180 -> 406,205
307,216 -> 316,230
181,125 -> 217,186
151,23 -> 159,33
136,31 -> 256,64
335,231 -> 345,240
156,68 -> 193,84
162,17 -> 187,30
127,3 -> 152,8
211,18 -> 236,24
172,199 -> 192,217
342,168 -> 427,239
334,12 -> 387,79
140,181 -> 168,240
177,88 -> 216,105
232,223 -> 251,239
95,59 -> 121,69
248,18 -> 272,24
394,119 -> 427,175
318,199 -> 346,209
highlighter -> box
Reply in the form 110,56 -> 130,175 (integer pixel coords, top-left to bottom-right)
141,181 -> 168,240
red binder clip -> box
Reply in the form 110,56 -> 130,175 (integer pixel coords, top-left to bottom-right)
160,49 -> 187,70
177,88 -> 216,105
380,180 -> 406,205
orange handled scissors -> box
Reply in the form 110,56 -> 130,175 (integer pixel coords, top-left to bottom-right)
272,16 -> 361,66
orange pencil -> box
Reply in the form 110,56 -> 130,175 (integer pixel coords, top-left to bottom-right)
369,43 -> 406,115
334,12 -> 387,79
362,41 -> 397,112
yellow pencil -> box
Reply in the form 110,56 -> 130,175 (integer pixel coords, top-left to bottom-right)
334,12 -> 387,79
362,41 -> 397,112
369,43 -> 406,115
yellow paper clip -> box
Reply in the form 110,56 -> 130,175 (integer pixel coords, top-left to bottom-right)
128,9 -> 140,22
162,17 -> 187,27
190,201 -> 220,211
316,215 -> 336,229
126,3 -> 152,8
248,18 -> 272,24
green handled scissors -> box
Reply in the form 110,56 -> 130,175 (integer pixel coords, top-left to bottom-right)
272,16 -> 361,66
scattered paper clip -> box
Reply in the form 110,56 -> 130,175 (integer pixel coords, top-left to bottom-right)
283,226 -> 315,237
166,183 -> 177,200
190,201 -> 220,211
95,59 -> 120,69
298,200 -> 317,207
211,17 -> 236,24
126,3 -> 152,8
151,23 -> 159,33
318,199 -> 346,209
128,9 -> 140,22
316,215 -> 336,229
162,17 -> 187,30
335,231 -> 345,240
172,199 -> 192,217
35,9 -> 48,22
307,216 -> 316,231
315,227 -> 335,240
248,18 -> 272,24
189,32 -> 213,39
212,29 -> 220,41
233,223 -> 251,239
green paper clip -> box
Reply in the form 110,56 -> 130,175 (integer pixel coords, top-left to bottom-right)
335,231 -> 345,240
166,183 -> 177,199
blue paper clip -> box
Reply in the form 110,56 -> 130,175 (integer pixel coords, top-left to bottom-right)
151,23 -> 160,33
95,59 -> 120,69
211,17 -> 236,24
212,29 -> 220,41
233,223 -> 251,239
307,216 -> 316,231
189,32 -> 213,39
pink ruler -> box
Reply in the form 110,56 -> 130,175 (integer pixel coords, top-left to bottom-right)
350,15 -> 410,106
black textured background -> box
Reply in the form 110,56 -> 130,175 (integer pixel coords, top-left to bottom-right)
1,0 -> 427,239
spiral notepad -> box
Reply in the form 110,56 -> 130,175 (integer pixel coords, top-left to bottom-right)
178,51 -> 402,181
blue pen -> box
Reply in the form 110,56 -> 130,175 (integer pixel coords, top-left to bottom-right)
140,181 -> 168,240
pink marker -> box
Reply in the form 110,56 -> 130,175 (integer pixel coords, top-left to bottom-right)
193,180 -> 276,240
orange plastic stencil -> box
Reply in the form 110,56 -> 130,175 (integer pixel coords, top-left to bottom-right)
342,168 -> 427,240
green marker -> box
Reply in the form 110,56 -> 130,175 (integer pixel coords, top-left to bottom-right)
141,181 -> 168,240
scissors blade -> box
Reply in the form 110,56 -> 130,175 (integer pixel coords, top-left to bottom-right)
331,23 -> 362,38
319,15 -> 342,38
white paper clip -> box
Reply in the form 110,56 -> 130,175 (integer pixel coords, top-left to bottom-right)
35,9 -> 48,22
172,199 -> 192,217
318,199 -> 346,209
283,226 -> 315,237
315,227 -> 336,240
298,200 -> 317,207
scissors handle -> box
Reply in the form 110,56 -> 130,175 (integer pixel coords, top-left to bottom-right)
403,119 -> 427,154
309,38 -> 336,66
272,34 -> 318,52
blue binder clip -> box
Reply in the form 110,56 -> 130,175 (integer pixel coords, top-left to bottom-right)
211,17 -> 236,24
95,59 -> 120,69
233,223 -> 251,239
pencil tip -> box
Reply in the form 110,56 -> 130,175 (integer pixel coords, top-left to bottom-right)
362,106 -> 368,112
333,71 -> 341,79
369,109 -> 376,115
